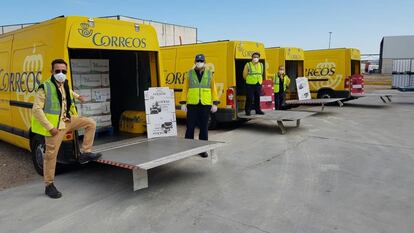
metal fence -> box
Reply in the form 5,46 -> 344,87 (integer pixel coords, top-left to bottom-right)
0,23 -> 37,35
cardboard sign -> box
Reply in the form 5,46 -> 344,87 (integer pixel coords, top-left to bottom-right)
144,87 -> 177,139
296,77 -> 311,100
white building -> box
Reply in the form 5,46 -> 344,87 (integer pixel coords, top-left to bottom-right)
0,15 -> 197,47
380,35 -> 414,74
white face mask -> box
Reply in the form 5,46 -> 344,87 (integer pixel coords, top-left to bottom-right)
196,62 -> 205,69
252,58 -> 259,63
54,72 -> 67,83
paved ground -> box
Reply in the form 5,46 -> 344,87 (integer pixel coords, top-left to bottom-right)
0,92 -> 414,233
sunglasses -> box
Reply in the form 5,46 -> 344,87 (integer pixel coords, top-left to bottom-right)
54,69 -> 67,74
196,60 -> 205,62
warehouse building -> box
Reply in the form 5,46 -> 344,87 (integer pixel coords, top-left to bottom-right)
379,35 -> 414,74
0,15 -> 197,46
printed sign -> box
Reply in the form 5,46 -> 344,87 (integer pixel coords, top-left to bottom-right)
296,77 -> 311,101
144,87 -> 177,139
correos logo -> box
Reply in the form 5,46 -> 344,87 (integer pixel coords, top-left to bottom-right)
77,23 -> 147,48
305,62 -> 336,78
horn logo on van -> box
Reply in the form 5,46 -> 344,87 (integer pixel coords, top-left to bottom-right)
78,23 -> 93,38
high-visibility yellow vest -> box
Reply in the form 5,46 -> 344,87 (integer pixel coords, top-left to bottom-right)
246,62 -> 263,85
273,74 -> 291,93
31,78 -> 77,136
187,69 -> 213,105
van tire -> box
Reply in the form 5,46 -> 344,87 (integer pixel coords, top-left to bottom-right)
30,135 -> 45,176
318,90 -> 334,99
208,114 -> 218,130
30,135 -> 64,176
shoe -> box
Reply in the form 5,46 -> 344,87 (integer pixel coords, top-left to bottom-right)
79,152 -> 102,164
199,152 -> 209,158
245,111 -> 251,116
45,183 -> 62,199
256,110 -> 265,115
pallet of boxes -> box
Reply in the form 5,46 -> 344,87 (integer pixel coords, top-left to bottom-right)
71,59 -> 112,136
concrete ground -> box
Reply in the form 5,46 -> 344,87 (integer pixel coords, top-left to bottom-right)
0,93 -> 414,233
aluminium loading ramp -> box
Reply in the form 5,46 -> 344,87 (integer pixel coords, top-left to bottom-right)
92,137 -> 224,191
285,98 -> 345,112
237,110 -> 315,135
352,93 -> 393,103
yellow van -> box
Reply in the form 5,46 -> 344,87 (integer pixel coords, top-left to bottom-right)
304,48 -> 364,99
265,47 -> 304,99
0,16 -> 163,174
161,40 -> 267,127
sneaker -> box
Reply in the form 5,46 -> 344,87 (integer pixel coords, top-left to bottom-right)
79,152 -> 102,164
45,183 -> 62,199
199,152 -> 209,158
256,110 -> 265,115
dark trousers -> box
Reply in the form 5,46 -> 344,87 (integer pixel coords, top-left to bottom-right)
185,104 -> 211,140
275,92 -> 285,110
245,84 -> 262,113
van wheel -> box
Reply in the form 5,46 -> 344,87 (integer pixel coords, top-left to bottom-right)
30,135 -> 45,176
208,114 -> 218,130
318,90 -> 334,99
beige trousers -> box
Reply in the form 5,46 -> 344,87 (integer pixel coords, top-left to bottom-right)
44,116 -> 96,184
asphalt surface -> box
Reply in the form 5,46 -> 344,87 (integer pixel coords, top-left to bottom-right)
0,92 -> 414,233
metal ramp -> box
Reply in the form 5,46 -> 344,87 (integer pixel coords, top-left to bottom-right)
285,98 -> 345,111
237,110 -> 315,134
352,93 -> 393,103
92,137 -> 224,191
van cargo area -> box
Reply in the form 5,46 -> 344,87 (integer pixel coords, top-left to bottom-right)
69,49 -> 157,145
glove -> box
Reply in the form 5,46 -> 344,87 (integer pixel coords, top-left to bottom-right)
211,105 -> 218,113
181,104 -> 187,112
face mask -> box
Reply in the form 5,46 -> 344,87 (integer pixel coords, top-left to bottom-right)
54,72 -> 67,83
196,62 -> 205,69
252,58 -> 259,63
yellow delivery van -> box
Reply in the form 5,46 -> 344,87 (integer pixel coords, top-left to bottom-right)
161,40 -> 267,127
0,16 -> 163,174
265,47 -> 304,99
304,48 -> 364,99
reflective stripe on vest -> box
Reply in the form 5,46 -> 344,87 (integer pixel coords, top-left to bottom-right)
246,62 -> 263,85
31,79 -> 77,136
273,74 -> 289,93
187,69 -> 213,105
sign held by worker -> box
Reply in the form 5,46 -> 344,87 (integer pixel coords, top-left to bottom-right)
296,77 -> 311,100
144,87 -> 177,138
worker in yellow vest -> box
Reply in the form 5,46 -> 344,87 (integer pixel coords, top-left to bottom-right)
180,54 -> 219,157
243,52 -> 265,116
31,59 -> 102,199
273,65 -> 291,110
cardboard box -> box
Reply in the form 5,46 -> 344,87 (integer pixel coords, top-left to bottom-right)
72,74 -> 82,90
93,114 -> 112,127
102,101 -> 111,114
79,102 -> 105,116
80,74 -> 102,88
76,89 -> 92,103
91,88 -> 111,102
101,74 -> 110,87
70,59 -> 91,74
91,59 -> 109,73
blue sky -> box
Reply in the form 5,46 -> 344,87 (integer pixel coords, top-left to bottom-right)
1,0 -> 413,54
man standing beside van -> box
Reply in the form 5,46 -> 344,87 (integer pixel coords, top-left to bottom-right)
180,54 -> 219,158
31,59 -> 102,199
273,65 -> 290,110
243,52 -> 265,116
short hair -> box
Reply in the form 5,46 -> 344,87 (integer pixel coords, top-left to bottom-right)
278,65 -> 285,69
252,52 -> 260,58
51,59 -> 67,69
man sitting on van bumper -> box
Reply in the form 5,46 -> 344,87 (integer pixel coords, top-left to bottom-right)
31,59 -> 101,199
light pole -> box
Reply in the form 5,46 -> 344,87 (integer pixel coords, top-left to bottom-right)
328,32 -> 332,48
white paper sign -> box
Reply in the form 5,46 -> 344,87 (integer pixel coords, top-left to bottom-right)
144,87 -> 177,139
296,77 -> 311,100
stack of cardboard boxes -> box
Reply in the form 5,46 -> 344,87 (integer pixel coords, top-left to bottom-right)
71,59 -> 112,134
